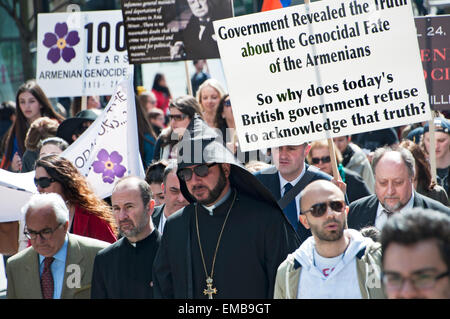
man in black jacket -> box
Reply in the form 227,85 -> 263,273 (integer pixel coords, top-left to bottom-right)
91,176 -> 161,298
254,144 -> 335,242
349,146 -> 450,231
152,115 -> 299,299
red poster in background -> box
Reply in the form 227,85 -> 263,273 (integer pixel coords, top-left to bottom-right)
415,15 -> 450,111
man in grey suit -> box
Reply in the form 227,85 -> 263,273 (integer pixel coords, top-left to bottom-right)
6,193 -> 109,299
348,146 -> 450,231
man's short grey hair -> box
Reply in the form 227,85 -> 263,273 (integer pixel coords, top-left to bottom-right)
372,146 -> 415,179
22,192 -> 69,224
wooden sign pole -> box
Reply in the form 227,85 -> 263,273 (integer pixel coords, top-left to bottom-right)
185,61 -> 193,96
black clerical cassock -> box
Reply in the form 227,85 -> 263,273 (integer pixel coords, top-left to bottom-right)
152,115 -> 299,299
91,230 -> 161,299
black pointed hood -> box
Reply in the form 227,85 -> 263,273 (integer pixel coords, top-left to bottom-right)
176,115 -> 278,209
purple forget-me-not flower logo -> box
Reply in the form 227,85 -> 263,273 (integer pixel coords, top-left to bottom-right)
92,149 -> 127,184
43,22 -> 80,63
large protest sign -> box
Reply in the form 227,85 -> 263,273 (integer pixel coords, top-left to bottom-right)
121,0 -> 233,63
36,10 -> 129,97
214,0 -> 431,152
416,15 -> 450,111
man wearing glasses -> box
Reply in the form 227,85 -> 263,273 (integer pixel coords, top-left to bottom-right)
152,116 -> 299,298
6,193 -> 108,299
381,208 -> 450,299
274,180 -> 385,298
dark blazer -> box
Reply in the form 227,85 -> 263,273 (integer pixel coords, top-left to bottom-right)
348,191 -> 450,230
254,164 -> 332,242
343,167 -> 371,204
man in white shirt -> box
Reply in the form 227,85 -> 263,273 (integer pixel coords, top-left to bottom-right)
255,143 -> 334,242
274,180 -> 385,299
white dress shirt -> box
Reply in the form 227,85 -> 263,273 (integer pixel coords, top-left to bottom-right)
375,189 -> 415,230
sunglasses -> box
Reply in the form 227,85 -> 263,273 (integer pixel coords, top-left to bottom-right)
177,163 -> 217,182
224,100 -> 231,107
311,156 -> 331,164
34,177 -> 56,188
169,114 -> 188,122
302,200 -> 346,217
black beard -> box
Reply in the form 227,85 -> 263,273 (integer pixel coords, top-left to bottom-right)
312,218 -> 347,242
197,166 -> 227,206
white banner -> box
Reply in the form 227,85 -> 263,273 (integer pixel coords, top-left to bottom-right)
36,10 -> 129,97
60,70 -> 145,198
214,0 -> 431,152
0,73 -> 144,221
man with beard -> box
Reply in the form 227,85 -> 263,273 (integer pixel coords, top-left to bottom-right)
152,115 -> 299,298
91,176 -> 161,298
348,146 -> 450,231
274,180 -> 385,298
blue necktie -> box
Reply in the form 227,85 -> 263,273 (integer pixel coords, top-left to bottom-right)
283,183 -> 298,231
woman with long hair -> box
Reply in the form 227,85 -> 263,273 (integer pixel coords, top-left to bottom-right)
34,155 -> 117,243
152,95 -> 203,161
151,73 -> 172,115
400,139 -> 449,206
196,78 -> 225,128
1,80 -> 64,171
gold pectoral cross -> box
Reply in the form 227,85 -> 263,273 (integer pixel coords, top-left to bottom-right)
203,277 -> 217,299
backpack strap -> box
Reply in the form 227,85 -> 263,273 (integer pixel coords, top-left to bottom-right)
277,165 -> 321,210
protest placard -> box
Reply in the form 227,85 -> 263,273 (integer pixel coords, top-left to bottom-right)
121,0 -> 233,63
60,70 -> 144,199
214,0 -> 431,152
416,15 -> 450,111
36,10 -> 129,97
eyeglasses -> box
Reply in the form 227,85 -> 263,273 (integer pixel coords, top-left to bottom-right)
302,200 -> 346,217
224,100 -> 231,107
34,177 -> 56,188
177,163 -> 217,182
169,114 -> 188,122
382,270 -> 450,291
311,156 -> 331,164
24,223 -> 63,240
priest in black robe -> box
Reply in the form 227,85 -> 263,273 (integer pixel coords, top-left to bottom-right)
152,114 -> 299,299
91,176 -> 161,299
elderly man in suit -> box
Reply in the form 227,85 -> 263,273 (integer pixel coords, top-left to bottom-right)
6,193 -> 109,299
348,146 -> 450,231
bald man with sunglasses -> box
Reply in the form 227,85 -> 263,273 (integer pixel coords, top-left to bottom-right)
274,180 -> 385,299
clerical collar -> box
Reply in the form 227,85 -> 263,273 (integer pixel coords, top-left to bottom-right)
201,188 -> 232,216
128,228 -> 155,248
